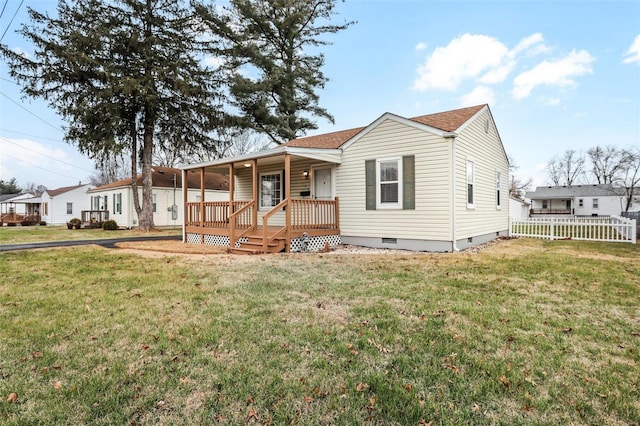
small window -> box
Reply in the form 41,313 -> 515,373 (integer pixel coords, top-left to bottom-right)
542,200 -> 548,209
113,193 -> 122,214
66,203 -> 73,214
592,198 -> 598,209
467,160 -> 475,208
376,158 -> 402,209
496,171 -> 501,209
260,171 -> 283,209
579,199 -> 583,207
153,194 -> 158,213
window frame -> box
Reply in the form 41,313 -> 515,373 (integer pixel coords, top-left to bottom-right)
66,202 -> 73,215
579,198 -> 583,207
466,159 -> 475,209
592,198 -> 599,209
259,171 -> 284,210
496,171 -> 502,209
152,193 -> 157,213
113,193 -> 122,214
376,157 -> 403,209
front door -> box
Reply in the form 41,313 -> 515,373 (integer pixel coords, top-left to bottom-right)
313,167 -> 332,200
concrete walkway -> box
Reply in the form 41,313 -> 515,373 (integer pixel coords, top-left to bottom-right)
0,235 -> 181,252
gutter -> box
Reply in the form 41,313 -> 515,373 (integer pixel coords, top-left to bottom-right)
444,132 -> 460,252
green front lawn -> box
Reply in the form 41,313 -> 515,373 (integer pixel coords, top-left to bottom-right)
0,238 -> 638,425
0,225 -> 181,244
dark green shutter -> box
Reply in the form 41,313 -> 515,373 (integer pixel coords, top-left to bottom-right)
365,160 -> 376,210
403,155 -> 415,210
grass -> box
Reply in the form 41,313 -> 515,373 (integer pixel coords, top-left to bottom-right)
0,225 -> 182,244
0,238 -> 638,425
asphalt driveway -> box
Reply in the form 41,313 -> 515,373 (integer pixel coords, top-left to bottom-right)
0,235 -> 182,252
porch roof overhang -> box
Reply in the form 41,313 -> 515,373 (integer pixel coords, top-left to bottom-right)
180,146 -> 342,174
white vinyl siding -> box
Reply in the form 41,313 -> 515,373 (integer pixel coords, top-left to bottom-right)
336,118 -> 452,241
454,108 -> 509,239
40,185 -> 94,225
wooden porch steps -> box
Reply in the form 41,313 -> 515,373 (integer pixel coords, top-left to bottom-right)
229,236 -> 286,255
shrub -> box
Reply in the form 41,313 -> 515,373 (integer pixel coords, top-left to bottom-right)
67,218 -> 82,229
102,220 -> 118,230
39,221 -> 47,226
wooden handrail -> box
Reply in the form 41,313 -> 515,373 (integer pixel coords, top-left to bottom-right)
262,198 -> 289,253
230,200 -> 255,249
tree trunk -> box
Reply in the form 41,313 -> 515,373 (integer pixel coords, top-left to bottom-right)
138,114 -> 156,232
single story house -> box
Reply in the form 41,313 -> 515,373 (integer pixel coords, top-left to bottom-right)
87,166 -> 229,228
525,184 -> 635,217
181,104 -> 510,253
41,183 -> 95,225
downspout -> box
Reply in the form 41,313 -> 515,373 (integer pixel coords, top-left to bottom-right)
445,133 -> 459,252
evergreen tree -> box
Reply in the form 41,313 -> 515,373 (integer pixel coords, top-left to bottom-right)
0,178 -> 22,195
197,0 -> 354,144
1,0 -> 225,231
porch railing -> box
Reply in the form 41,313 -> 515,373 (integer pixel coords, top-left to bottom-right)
290,198 -> 339,230
530,208 -> 571,215
81,210 -> 109,224
185,200 -> 251,228
229,200 -> 256,248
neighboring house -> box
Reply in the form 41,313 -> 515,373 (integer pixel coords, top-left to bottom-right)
181,104 -> 510,253
509,196 -> 530,218
525,184 -> 636,216
41,184 -> 95,225
87,166 -> 229,228
0,193 -> 29,215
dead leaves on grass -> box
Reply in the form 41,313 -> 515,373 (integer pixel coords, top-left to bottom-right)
6,392 -> 18,403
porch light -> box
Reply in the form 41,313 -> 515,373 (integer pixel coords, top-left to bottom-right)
244,163 -> 252,168
302,170 -> 309,178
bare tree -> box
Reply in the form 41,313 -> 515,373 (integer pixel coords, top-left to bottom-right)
587,145 -> 627,184
546,156 -> 563,185
507,154 -> 532,199
619,146 -> 640,212
22,182 -> 47,197
546,150 -> 585,186
89,155 -> 131,186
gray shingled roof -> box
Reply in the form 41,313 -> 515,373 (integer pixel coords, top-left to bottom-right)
525,184 -> 624,199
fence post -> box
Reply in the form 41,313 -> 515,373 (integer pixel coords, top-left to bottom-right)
550,218 -> 555,240
633,219 -> 637,244
509,216 -> 512,237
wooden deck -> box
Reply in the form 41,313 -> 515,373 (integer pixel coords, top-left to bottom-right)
184,198 -> 340,254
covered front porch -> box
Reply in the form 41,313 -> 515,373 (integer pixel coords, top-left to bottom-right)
182,148 -> 341,254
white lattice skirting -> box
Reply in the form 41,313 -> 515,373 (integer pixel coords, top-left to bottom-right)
186,233 -> 341,252
186,233 -> 247,248
290,234 -> 341,253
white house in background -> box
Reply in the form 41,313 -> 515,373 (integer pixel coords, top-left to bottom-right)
509,196 -> 530,218
40,184 -> 94,225
182,104 -> 510,253
525,184 -> 635,216
0,193 -> 33,215
87,166 -> 229,228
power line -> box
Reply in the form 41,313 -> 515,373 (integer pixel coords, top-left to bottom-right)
1,151 -> 86,182
0,0 -> 24,42
1,128 -> 65,142
0,91 -> 63,132
0,0 -> 9,19
0,136 -> 96,174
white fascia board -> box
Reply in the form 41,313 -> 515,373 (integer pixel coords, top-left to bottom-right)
179,146 -> 287,170
340,112 -> 448,151
284,147 -> 342,164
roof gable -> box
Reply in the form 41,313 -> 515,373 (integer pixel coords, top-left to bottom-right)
45,184 -> 91,197
284,104 -> 486,150
89,166 -> 229,192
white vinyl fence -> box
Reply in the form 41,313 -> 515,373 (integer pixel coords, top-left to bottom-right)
510,215 -> 637,244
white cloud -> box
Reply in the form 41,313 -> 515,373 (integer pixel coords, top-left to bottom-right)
511,49 -> 594,99
547,97 -> 561,106
413,34 -> 508,91
623,34 -> 640,64
415,42 -> 427,51
459,86 -> 496,107
413,32 -> 549,92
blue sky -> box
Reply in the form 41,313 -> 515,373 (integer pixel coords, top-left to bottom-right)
1,0 -> 639,190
